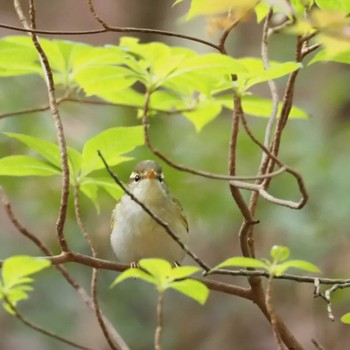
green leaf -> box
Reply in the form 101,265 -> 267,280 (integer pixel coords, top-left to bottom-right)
255,2 -> 270,23
163,54 -> 246,94
341,312 -> 350,324
79,181 -> 99,209
243,60 -> 302,90
67,148 -> 82,179
184,99 -> 222,132
315,0 -> 350,12
2,256 -> 51,289
168,266 -> 201,280
75,65 -> 138,96
110,268 -> 156,288
270,245 -> 290,262
170,279 -> 209,304
139,258 -> 172,289
219,95 -> 309,119
3,132 -> 82,178
81,177 -> 123,200
309,48 -> 350,65
81,126 -> 144,176
213,256 -> 269,271
0,36 -> 41,77
0,155 -> 60,177
275,260 -> 320,276
4,132 -> 62,169
186,0 -> 258,20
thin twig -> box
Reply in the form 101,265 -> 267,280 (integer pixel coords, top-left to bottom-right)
238,112 -> 308,209
73,186 -> 119,349
87,0 -> 108,28
154,292 -> 164,350
260,8 -> 279,165
3,297 -> 92,350
227,93 -> 257,224
97,150 -> 211,272
14,0 -> 70,252
0,23 -> 219,50
311,338 -> 326,350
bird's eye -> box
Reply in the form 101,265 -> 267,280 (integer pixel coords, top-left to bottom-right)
134,174 -> 141,182
158,174 -> 164,182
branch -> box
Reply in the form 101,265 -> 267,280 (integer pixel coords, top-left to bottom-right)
3,297 -> 92,350
14,0 -> 70,252
228,92 -> 257,224
265,274 -> 285,349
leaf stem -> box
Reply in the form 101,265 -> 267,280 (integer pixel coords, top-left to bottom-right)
155,292 -> 164,350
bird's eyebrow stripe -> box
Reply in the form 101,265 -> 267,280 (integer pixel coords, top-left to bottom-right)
129,171 -> 139,178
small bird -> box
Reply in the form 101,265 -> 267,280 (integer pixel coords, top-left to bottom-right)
111,160 -> 188,265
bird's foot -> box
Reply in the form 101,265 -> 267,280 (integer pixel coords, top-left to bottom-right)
130,261 -> 140,269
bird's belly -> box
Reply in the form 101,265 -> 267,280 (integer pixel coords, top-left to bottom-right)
111,203 -> 188,263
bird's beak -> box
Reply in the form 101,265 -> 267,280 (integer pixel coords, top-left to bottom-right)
145,169 -> 157,179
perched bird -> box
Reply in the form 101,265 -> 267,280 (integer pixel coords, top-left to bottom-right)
111,160 -> 188,265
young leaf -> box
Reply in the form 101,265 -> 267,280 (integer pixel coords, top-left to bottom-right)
110,268 -> 156,288
186,0 -> 258,20
315,0 -> 350,12
2,256 -> 51,289
139,259 -> 172,289
341,312 -> 350,324
3,132 -> 82,178
274,260 -> 320,276
243,61 -> 302,90
4,132 -> 62,169
0,155 -> 60,177
75,65 -> 138,96
219,95 -> 309,119
80,126 -> 144,176
170,279 -> 209,305
184,100 -> 222,132
81,177 -> 124,200
270,245 -> 290,262
0,36 -> 41,77
213,256 -> 269,271
79,181 -> 99,209
309,48 -> 350,65
167,266 -> 201,281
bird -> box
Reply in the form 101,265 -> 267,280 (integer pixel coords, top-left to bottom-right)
111,160 -> 189,265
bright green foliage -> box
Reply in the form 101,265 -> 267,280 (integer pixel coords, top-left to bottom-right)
211,245 -> 320,277
184,0 -> 258,20
0,155 -> 60,177
315,0 -> 350,12
213,256 -> 269,270
0,256 -> 51,314
1,126 -> 144,205
309,49 -> 350,65
112,258 -> 209,305
219,95 -> 308,119
341,312 -> 350,324
0,35 -> 308,131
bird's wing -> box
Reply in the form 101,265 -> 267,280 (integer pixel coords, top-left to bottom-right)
172,197 -> 189,233
110,201 -> 121,230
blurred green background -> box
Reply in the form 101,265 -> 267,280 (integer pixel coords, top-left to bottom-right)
1,1 -> 350,349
